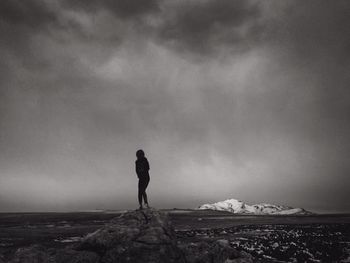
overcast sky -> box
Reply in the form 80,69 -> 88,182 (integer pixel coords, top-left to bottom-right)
0,0 -> 349,212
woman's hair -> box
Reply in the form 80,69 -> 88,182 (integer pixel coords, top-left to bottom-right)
136,149 -> 145,159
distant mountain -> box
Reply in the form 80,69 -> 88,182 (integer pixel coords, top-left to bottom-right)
198,198 -> 312,215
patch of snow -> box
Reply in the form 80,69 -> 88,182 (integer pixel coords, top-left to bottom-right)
274,208 -> 303,215
198,198 -> 312,215
54,236 -> 81,243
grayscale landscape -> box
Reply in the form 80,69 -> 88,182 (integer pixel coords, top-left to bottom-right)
0,0 -> 349,262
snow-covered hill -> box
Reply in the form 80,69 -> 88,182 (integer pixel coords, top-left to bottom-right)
198,199 -> 312,215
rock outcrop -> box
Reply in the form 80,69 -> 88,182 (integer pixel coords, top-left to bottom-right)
79,208 -> 185,262
5,208 -> 254,263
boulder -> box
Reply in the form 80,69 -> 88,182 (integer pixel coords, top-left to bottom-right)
79,208 -> 186,263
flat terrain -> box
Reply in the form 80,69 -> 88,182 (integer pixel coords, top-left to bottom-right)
0,209 -> 349,262
169,209 -> 350,262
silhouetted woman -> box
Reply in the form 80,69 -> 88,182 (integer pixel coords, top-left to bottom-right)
135,149 -> 150,209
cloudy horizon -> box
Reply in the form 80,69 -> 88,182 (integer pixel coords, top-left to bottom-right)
0,0 -> 349,213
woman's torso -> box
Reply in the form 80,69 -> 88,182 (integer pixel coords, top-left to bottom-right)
136,158 -> 150,179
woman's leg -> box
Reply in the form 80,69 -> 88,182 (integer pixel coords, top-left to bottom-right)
142,178 -> 150,205
138,179 -> 143,207
143,192 -> 148,205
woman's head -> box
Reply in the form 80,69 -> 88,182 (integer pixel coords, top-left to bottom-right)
136,149 -> 145,159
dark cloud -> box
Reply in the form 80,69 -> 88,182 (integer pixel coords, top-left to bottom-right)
62,0 -> 160,19
0,0 -> 62,70
0,0 -> 57,28
60,0 -> 263,57
157,0 -> 262,55
0,0 -> 159,66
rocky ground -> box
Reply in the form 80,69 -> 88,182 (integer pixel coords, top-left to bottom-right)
0,208 -> 253,263
0,209 -> 349,262
176,224 -> 350,262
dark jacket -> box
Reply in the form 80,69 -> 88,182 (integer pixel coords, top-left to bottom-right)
135,157 -> 150,179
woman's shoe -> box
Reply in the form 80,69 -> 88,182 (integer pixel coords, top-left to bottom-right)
145,203 -> 150,209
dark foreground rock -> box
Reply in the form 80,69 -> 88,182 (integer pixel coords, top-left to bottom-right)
79,208 -> 185,262
5,208 -> 253,263
9,245 -> 99,263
